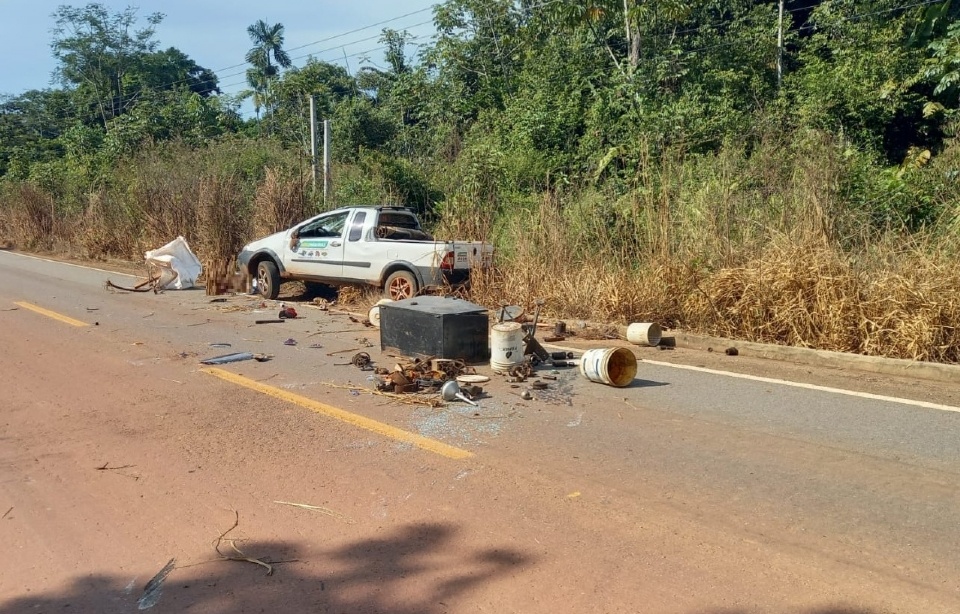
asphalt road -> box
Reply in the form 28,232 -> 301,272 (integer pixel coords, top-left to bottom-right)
1,249 -> 958,613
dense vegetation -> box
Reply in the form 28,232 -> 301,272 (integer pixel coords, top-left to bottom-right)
4,1 -> 960,361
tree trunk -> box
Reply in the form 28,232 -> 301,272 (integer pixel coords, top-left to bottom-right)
624,0 -> 640,70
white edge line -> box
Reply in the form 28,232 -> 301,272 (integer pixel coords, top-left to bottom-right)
641,358 -> 960,414
0,250 -> 140,278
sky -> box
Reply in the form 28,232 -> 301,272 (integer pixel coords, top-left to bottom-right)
0,0 -> 440,100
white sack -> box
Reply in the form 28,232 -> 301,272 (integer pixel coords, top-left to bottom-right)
144,236 -> 202,290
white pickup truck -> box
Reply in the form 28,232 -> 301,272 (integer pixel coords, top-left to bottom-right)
237,206 -> 494,300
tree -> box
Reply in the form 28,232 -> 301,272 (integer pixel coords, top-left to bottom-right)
244,20 -> 293,119
270,59 -> 361,150
138,48 -> 221,97
51,3 -> 164,126
536,0 -> 695,75
0,90 -> 73,177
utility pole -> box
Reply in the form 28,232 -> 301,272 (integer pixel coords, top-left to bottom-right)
777,0 -> 785,89
323,119 -> 332,208
309,96 -> 318,187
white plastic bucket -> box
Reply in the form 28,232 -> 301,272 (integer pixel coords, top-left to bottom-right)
368,298 -> 393,328
626,322 -> 662,346
490,322 -> 525,372
579,347 -> 637,387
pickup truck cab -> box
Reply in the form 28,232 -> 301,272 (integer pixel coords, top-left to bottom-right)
237,206 -> 493,300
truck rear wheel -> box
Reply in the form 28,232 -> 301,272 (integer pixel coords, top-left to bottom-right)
256,260 -> 281,300
384,270 -> 418,300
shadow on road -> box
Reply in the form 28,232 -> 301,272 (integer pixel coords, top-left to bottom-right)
630,378 -> 670,388
0,521 -> 533,614
701,610 -> 881,614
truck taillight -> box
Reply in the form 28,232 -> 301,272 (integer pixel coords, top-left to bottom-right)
440,251 -> 455,270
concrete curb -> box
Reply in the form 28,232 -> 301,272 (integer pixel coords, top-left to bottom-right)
668,331 -> 960,385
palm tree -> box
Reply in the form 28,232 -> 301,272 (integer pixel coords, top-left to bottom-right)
244,20 -> 292,120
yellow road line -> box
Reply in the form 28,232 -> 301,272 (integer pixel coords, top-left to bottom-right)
202,367 -> 473,460
14,301 -> 89,327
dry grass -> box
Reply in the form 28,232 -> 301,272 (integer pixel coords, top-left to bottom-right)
681,234 -> 960,361
251,167 -> 308,237
195,175 -> 249,280
2,184 -> 56,250
464,181 -> 960,363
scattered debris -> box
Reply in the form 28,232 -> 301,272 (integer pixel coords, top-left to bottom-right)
209,298 -> 228,303
497,305 -> 524,322
308,328 -> 369,336
96,463 -> 135,471
137,558 -> 176,610
106,275 -> 162,293
321,381 -> 444,407
214,511 -> 280,576
351,352 -> 372,369
327,347 -> 360,356
96,462 -> 140,480
283,338 -> 298,346
308,343 -> 323,349
209,342 -> 232,348
626,322 -> 663,346
200,352 -> 273,365
2,507 -> 12,520
725,346 -> 739,356
145,236 -> 202,290
278,305 -> 298,319
273,500 -> 354,524
255,319 -> 286,324
441,380 -> 479,406
522,300 -> 550,361
506,362 -> 534,380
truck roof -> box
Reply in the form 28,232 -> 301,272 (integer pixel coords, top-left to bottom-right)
333,204 -> 412,212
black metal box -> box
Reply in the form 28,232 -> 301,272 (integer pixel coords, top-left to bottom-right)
380,296 -> 490,363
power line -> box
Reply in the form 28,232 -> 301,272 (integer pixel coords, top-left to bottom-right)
206,7 -> 438,82
217,32 -> 435,92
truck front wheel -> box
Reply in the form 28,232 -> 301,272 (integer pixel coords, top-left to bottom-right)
384,270 -> 418,300
256,260 -> 281,300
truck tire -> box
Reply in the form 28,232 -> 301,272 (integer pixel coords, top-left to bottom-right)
384,270 -> 418,300
256,260 -> 281,300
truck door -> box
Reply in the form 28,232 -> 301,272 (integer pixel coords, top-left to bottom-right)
283,210 -> 349,280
